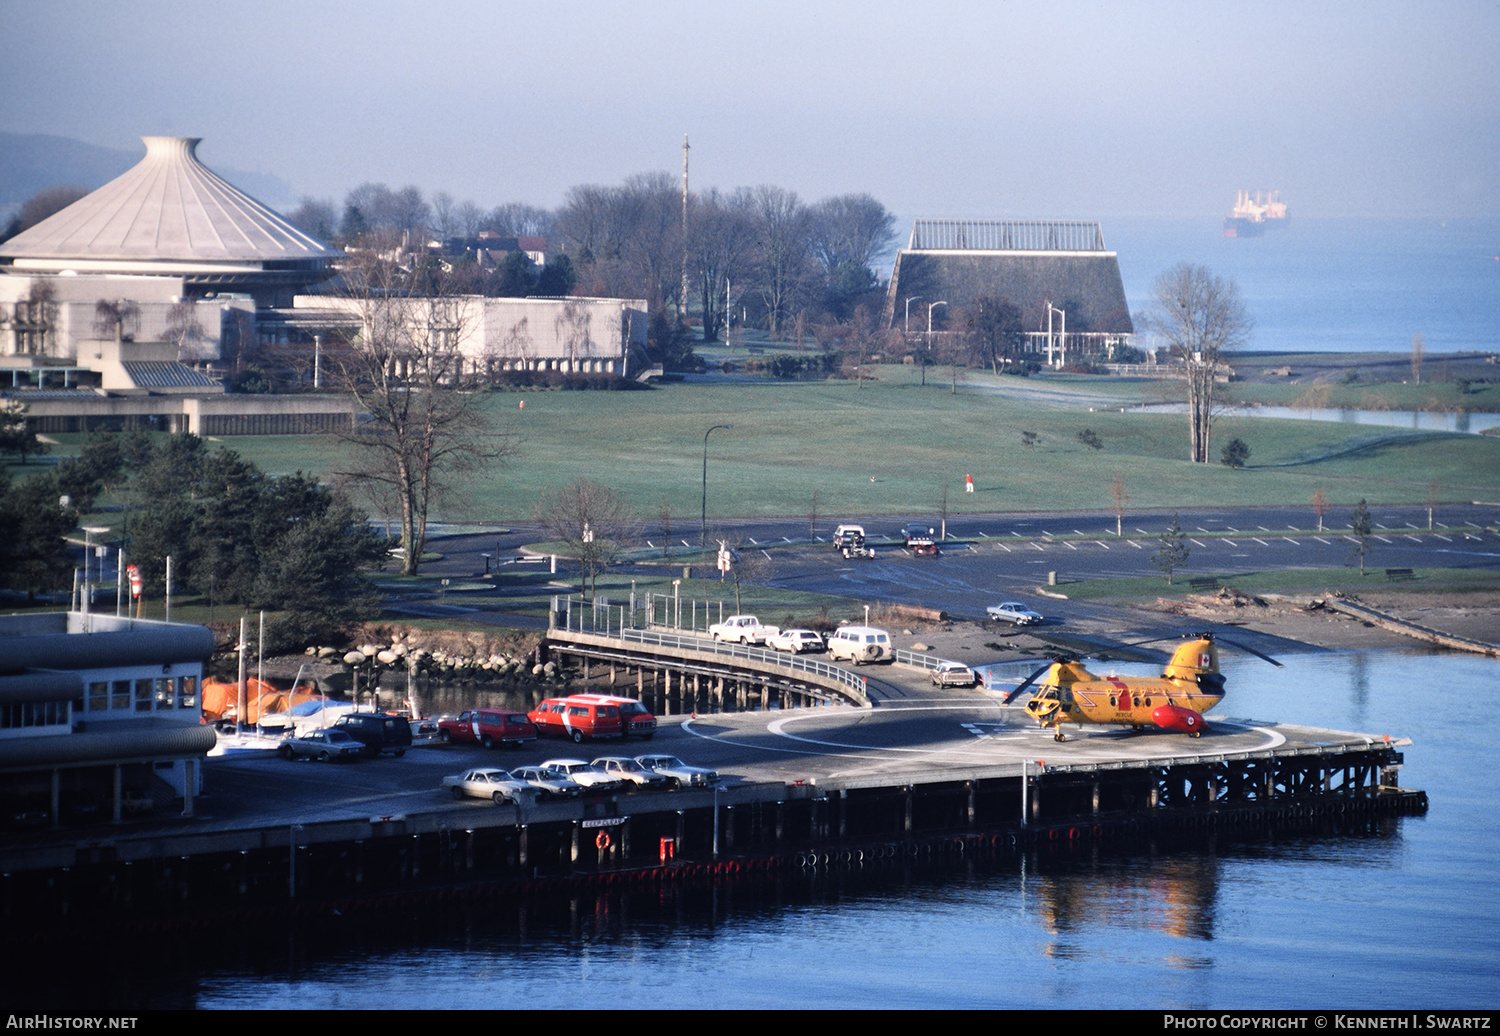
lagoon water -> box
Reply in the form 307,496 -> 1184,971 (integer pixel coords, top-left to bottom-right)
19,650 -> 1494,1010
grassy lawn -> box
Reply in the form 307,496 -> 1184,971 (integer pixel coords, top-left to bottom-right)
25,366 -> 1500,522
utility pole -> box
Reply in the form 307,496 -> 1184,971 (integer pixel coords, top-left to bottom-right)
680,135 -> 690,320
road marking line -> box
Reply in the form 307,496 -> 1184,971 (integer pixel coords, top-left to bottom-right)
1190,538 -> 1207,547
1434,534 -> 1453,542
1031,542 -> 1044,551
999,544 -> 1012,552
1128,540 -> 1143,549
1136,527 -> 1152,536
1314,536 -> 1332,544
1064,542 -> 1077,550
748,537 -> 758,545
1222,539 -> 1238,547
1252,538 -> 1270,546
1095,541 -> 1110,549
1404,535 -> 1423,542
1282,537 -> 1300,545
1374,535 -> 1393,543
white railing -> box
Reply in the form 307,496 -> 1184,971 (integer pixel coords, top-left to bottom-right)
621,627 -> 868,703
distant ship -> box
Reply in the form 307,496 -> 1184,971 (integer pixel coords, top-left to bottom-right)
1223,190 -> 1289,237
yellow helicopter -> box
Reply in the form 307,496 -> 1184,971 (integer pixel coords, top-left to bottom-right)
1001,633 -> 1282,742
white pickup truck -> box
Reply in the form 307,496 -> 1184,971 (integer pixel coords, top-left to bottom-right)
709,614 -> 780,645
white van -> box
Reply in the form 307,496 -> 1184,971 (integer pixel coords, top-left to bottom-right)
826,625 -> 893,664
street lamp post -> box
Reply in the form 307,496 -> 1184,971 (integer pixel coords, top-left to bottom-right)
701,423 -> 732,547
925,301 -> 947,386
904,296 -> 923,336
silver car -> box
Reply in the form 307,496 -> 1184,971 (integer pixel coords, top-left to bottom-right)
278,729 -> 364,762
636,753 -> 719,788
987,602 -> 1044,625
510,765 -> 584,800
591,756 -> 672,788
931,661 -> 978,687
441,767 -> 534,804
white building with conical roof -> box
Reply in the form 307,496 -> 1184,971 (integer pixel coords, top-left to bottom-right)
0,137 -> 358,436
0,136 -> 337,363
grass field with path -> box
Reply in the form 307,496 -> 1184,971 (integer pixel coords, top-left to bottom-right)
28,363 -> 1500,524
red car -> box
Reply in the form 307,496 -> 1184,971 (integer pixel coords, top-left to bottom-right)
529,694 -> 657,743
437,708 -> 537,749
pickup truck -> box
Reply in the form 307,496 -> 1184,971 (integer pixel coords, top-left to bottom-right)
709,615 -> 779,645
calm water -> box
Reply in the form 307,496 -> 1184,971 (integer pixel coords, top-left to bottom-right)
17,650 -> 1491,1010
1109,216 -> 1500,355
1131,401 -> 1500,435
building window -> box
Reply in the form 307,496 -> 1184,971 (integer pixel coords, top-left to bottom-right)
134,678 -> 154,712
178,675 -> 197,709
89,681 -> 108,713
111,680 -> 131,710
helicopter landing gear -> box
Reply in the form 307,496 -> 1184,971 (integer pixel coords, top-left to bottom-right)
1053,730 -> 1067,743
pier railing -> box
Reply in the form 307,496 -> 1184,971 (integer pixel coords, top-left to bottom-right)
549,596 -> 869,705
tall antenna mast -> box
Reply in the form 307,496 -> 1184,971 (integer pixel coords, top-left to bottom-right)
680,134 -> 690,320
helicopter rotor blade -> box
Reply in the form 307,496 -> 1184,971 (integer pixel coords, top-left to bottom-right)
1002,661 -> 1057,705
1209,633 -> 1284,668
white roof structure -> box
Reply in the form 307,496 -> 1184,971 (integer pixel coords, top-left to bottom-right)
0,136 -> 336,280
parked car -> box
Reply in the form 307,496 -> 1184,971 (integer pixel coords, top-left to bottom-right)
826,625 -> 893,665
509,765 -> 584,800
279,729 -> 365,762
767,628 -> 824,653
987,602 -> 1044,625
635,753 -> 720,788
442,767 -> 534,804
539,758 -> 625,791
330,711 -> 414,757
529,695 -> 656,743
899,523 -> 936,547
832,524 -> 866,550
591,756 -> 672,788
931,661 -> 978,687
437,708 -> 537,749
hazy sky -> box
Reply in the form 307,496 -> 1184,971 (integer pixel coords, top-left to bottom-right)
3,0 -> 1497,220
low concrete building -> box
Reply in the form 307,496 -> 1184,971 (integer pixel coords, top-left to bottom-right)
0,612 -> 217,824
292,294 -> 650,376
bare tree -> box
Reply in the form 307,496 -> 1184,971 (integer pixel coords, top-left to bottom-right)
93,299 -> 140,341
749,185 -> 813,338
1109,475 -> 1129,536
1427,480 -> 1440,530
689,187 -> 756,342
1350,499 -> 1373,576
330,257 -> 508,576
536,479 -> 634,597
164,301 -> 209,362
809,193 -> 896,276
1146,264 -> 1250,463
1312,488 -> 1329,532
1411,333 -> 1425,386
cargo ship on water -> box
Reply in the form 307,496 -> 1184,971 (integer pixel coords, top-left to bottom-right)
1223,189 -> 1288,237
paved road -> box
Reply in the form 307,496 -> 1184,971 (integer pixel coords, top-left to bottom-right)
415,503 -> 1500,633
